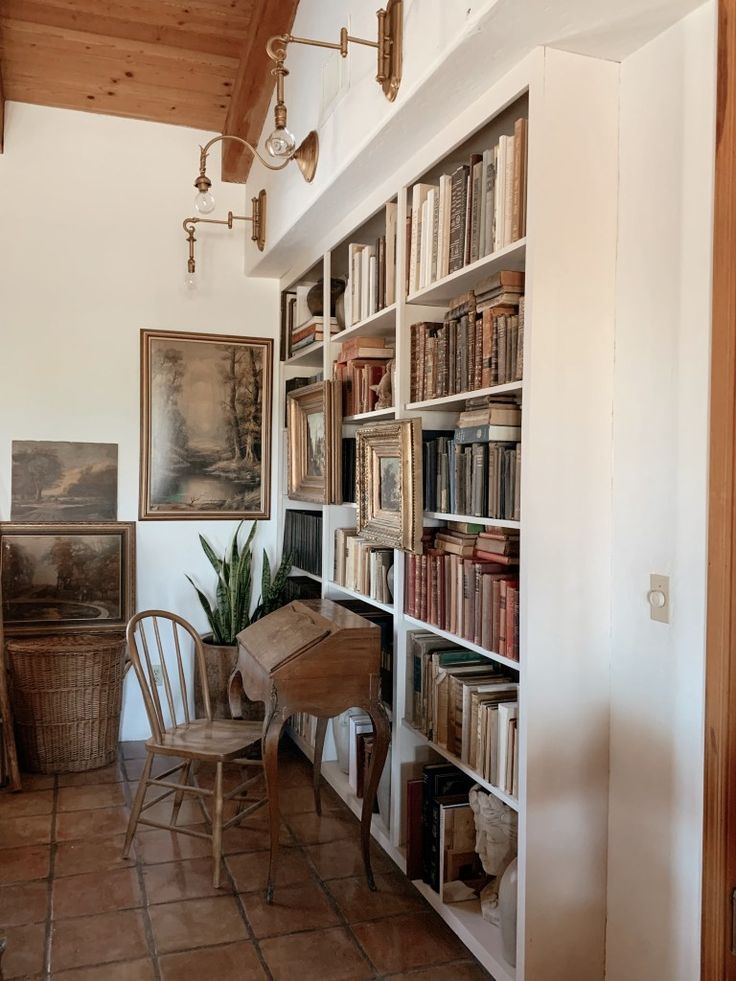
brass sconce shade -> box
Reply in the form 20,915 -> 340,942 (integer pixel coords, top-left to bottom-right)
265,0 -> 402,168
183,189 -> 266,287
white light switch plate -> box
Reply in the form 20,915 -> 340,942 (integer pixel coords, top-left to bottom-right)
648,574 -> 670,624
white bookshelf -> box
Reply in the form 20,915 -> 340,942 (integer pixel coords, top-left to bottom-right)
273,48 -> 617,981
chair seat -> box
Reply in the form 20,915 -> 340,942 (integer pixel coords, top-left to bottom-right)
147,718 -> 262,762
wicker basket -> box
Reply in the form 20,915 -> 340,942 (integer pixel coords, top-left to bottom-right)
6,632 -> 127,773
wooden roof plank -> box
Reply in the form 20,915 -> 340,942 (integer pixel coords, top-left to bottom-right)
221,0 -> 300,183
2,0 -> 254,59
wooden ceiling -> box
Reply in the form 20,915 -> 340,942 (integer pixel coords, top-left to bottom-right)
0,0 -> 300,181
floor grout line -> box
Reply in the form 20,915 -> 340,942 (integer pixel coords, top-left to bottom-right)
41,772 -> 58,980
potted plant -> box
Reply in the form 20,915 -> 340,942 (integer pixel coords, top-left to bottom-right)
186,522 -> 292,720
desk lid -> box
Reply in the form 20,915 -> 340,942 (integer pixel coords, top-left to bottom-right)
236,599 -> 378,673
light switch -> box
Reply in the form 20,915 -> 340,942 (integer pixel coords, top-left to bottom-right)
648,574 -> 670,623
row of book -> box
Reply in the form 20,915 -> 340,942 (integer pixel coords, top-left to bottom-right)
407,632 -> 519,794
424,431 -> 521,521
283,509 -> 323,577
346,201 -> 398,327
334,599 -> 394,707
334,336 -> 393,417
405,526 -> 520,660
410,273 -> 524,404
406,117 -> 528,297
406,763 -> 517,904
333,529 -> 394,606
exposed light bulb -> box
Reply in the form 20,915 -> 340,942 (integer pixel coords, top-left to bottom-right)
185,267 -> 197,290
194,190 -> 216,214
265,125 -> 296,159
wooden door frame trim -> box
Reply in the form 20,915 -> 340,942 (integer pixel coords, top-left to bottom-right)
703,1 -> 736,977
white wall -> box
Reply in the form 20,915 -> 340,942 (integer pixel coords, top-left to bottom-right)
606,5 -> 715,979
0,103 -> 280,739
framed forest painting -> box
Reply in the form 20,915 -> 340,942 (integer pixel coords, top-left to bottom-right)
140,330 -> 272,520
0,522 -> 135,635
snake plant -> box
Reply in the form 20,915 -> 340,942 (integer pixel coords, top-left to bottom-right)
186,521 -> 292,645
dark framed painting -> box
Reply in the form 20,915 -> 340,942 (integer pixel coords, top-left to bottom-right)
287,381 -> 342,504
140,330 -> 272,520
11,440 -> 118,521
0,522 -> 136,635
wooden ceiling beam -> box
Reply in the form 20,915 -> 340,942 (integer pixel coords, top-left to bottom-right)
221,0 -> 300,184
1,0 -> 253,60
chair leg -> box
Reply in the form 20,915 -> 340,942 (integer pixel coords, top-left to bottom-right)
212,761 -> 224,888
171,761 -> 192,827
123,752 -> 154,858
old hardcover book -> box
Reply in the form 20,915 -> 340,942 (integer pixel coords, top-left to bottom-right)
503,134 -> 515,247
448,165 -> 470,273
469,158 -> 483,264
513,116 -> 528,241
410,183 -> 434,294
385,201 -> 397,306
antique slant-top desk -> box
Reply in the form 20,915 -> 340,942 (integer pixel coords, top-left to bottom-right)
230,599 -> 390,901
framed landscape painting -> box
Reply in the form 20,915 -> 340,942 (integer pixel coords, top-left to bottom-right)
0,522 -> 135,635
11,440 -> 118,521
140,330 -> 272,520
287,381 -> 340,504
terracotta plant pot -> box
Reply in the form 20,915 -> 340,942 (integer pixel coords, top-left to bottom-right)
196,637 -> 264,722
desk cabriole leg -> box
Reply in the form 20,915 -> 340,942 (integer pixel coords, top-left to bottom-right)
263,704 -> 284,903
313,717 -> 328,816
360,699 -> 391,891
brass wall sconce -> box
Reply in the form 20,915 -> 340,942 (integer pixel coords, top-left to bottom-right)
265,0 -> 403,165
193,130 -> 317,219
184,189 -> 266,287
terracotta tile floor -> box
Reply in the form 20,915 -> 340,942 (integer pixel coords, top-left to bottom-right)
0,740 -> 491,980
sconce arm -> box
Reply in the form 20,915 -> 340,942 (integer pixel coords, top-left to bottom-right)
198,134 -> 291,181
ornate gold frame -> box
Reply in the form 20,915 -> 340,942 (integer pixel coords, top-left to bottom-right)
287,381 -> 341,504
356,418 -> 423,552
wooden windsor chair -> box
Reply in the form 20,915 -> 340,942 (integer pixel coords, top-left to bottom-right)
122,610 -> 265,887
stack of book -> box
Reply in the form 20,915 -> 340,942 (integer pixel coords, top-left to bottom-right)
406,633 -> 519,794
404,525 -> 520,660
283,509 -> 323,576
406,117 -> 528,296
334,337 -> 394,417
423,411 -> 522,520
410,274 -> 524,403
289,315 -> 339,357
406,763 -> 517,899
334,529 -> 393,605
346,201 -> 398,327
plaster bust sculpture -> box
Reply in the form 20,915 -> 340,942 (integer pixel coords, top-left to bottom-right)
469,785 -> 518,923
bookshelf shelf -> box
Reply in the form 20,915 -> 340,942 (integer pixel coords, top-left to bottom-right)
285,341 -> 324,367
412,880 -> 515,981
343,407 -> 396,424
290,567 -> 322,583
327,580 -> 395,615
423,512 -> 521,530
406,381 -> 523,412
334,303 -> 397,340
283,498 -> 323,511
402,719 -> 519,811
407,239 -> 527,307
403,615 -> 520,672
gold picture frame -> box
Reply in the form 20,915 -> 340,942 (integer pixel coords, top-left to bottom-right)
0,522 -> 136,636
287,381 -> 342,504
356,418 -> 423,552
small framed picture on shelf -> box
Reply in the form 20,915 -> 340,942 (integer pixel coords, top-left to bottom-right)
287,381 -> 341,504
356,419 -> 423,552
0,522 -> 136,636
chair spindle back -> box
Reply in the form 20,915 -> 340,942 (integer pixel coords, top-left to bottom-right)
126,610 -> 212,741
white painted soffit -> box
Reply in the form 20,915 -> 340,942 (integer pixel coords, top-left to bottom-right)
245,0 -> 704,281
